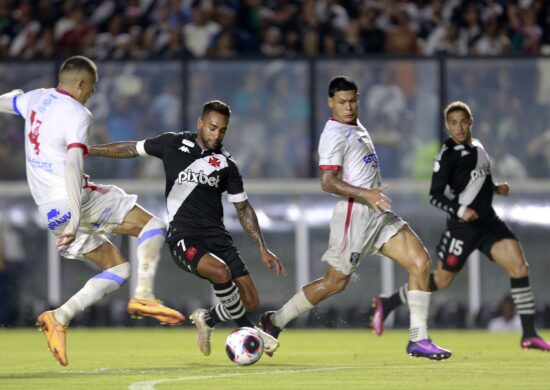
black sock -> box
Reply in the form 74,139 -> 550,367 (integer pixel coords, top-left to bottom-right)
429,273 -> 438,292
213,281 -> 253,328
383,284 -> 408,318
204,304 -> 231,327
511,276 -> 537,338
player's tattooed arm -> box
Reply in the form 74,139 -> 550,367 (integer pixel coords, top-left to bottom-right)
234,200 -> 266,249
88,141 -> 139,158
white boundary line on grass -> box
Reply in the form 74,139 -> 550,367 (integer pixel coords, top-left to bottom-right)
128,366 -> 354,390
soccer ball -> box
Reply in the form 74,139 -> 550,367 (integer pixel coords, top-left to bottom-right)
225,327 -> 264,366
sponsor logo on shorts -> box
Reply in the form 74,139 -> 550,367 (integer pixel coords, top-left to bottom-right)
47,209 -> 71,230
185,246 -> 198,261
349,252 -> 360,266
445,255 -> 459,267
177,169 -> 220,188
91,208 -> 113,229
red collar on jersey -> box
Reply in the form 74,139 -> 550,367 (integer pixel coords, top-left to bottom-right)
55,88 -> 75,99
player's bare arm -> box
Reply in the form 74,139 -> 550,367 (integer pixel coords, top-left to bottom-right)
88,142 -> 139,158
234,199 -> 287,276
320,169 -> 391,212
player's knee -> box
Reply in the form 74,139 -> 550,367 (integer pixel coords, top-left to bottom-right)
209,264 -> 232,284
408,253 -> 431,277
508,262 -> 529,278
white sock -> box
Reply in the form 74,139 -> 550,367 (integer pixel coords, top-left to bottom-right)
134,217 -> 166,299
271,289 -> 314,329
54,262 -> 131,326
407,290 -> 430,342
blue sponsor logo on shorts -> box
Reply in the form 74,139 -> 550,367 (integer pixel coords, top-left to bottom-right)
47,211 -> 71,230
90,208 -> 113,229
47,208 -> 60,220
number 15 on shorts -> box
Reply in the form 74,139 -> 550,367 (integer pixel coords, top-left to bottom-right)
449,238 -> 463,256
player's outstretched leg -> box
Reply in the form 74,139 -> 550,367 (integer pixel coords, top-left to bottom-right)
36,311 -> 68,366
127,216 -> 185,325
406,339 -> 452,360
259,311 -> 282,357
190,308 -> 214,356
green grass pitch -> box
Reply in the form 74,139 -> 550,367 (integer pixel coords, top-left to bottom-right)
0,328 -> 549,389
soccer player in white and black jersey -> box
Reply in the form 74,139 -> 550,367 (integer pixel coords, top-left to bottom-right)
88,100 -> 286,356
369,101 -> 550,351
259,76 -> 451,360
0,56 -> 184,366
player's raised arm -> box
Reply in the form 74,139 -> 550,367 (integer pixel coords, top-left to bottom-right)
233,199 -> 287,276
0,89 -> 24,115
88,141 -> 139,158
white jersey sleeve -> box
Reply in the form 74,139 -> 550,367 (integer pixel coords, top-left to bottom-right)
318,129 -> 347,171
63,106 -> 91,154
13,89 -> 45,119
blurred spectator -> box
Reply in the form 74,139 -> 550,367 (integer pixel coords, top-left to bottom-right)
260,26 -> 285,57
474,19 -> 510,55
384,8 -> 419,54
357,6 -> 385,54
487,295 -> 522,333
424,23 -> 467,55
0,0 -> 548,59
183,3 -> 220,57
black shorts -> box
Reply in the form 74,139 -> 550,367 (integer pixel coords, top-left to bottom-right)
168,233 -> 249,279
436,217 -> 517,273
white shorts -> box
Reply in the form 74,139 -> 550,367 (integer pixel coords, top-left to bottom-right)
321,198 -> 407,275
38,184 -> 138,261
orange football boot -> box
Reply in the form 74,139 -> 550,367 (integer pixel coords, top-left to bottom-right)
36,311 -> 68,366
127,298 -> 185,325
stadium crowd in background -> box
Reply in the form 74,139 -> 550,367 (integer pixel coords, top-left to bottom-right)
0,0 -> 549,60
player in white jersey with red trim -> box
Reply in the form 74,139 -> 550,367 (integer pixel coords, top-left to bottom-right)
260,76 -> 451,360
0,56 -> 183,366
